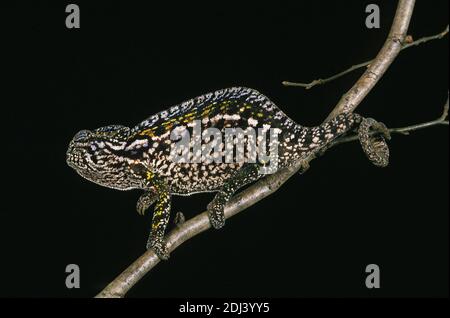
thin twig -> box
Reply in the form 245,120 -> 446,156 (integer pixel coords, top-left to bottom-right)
402,25 -> 449,49
282,25 -> 448,90
283,61 -> 370,89
332,96 -> 449,146
96,0 -> 417,298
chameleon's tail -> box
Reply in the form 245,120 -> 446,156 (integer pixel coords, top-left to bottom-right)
354,115 -> 391,167
305,112 -> 390,167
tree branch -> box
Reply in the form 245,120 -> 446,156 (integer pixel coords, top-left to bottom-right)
282,25 -> 448,90
96,0 -> 418,298
325,0 -> 416,121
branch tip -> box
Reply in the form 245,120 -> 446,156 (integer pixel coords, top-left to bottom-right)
284,22 -> 447,91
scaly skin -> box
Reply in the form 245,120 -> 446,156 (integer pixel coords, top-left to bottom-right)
66,87 -> 389,259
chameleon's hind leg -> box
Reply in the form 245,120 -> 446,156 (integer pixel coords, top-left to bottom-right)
207,164 -> 261,229
131,163 -> 171,260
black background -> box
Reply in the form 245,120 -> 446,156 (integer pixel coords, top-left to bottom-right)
1,0 -> 448,298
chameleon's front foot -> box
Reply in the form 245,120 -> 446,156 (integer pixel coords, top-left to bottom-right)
207,199 -> 226,229
136,191 -> 158,215
147,237 -> 170,260
131,163 -> 172,260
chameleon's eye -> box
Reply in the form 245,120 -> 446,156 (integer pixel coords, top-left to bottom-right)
74,130 -> 91,142
91,154 -> 98,165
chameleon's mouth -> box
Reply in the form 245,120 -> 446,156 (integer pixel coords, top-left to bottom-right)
66,144 -> 88,170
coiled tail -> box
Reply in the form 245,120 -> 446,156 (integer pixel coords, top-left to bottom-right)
302,112 -> 390,167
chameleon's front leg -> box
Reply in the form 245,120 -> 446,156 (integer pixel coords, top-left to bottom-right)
131,164 -> 171,260
208,164 -> 261,229
147,184 -> 171,260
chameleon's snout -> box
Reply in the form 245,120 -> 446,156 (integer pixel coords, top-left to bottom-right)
66,130 -> 91,170
66,141 -> 87,170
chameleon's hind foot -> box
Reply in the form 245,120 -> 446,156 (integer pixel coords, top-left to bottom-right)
146,238 -> 170,260
207,199 -> 226,229
207,164 -> 261,229
298,159 -> 311,174
358,118 -> 390,167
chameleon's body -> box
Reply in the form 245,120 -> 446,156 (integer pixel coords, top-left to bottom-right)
67,87 -> 389,259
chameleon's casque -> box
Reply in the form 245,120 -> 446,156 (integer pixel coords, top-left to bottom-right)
67,87 -> 389,259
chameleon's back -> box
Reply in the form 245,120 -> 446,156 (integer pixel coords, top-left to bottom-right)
126,87 -> 308,194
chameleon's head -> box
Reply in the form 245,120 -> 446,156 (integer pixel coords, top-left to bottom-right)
66,125 -> 137,190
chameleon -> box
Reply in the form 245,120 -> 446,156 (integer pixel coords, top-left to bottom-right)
66,87 -> 390,260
